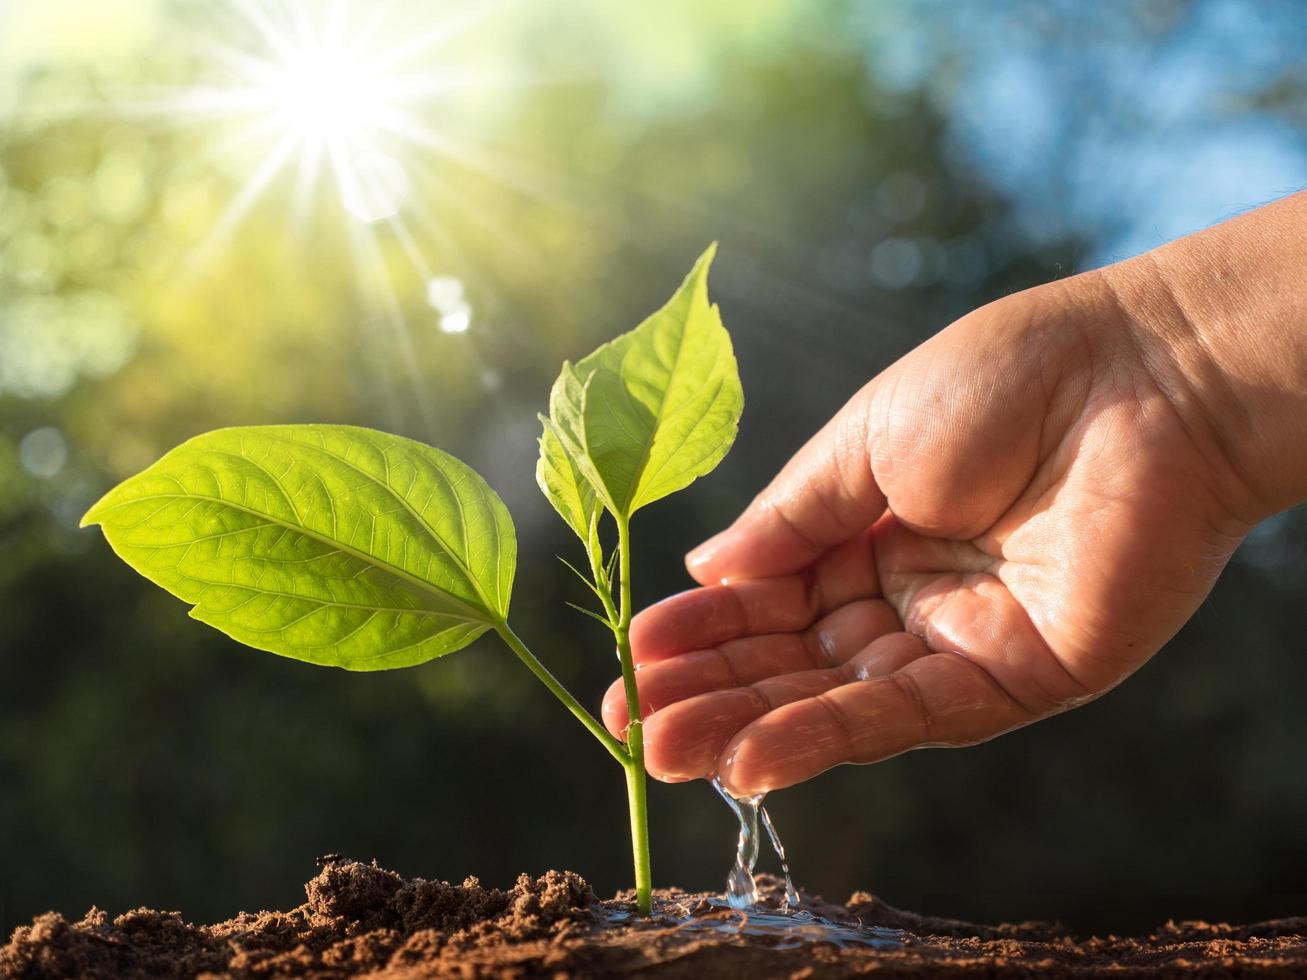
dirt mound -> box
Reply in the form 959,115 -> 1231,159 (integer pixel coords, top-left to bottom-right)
4,857 -> 1306,978
2,858 -> 592,979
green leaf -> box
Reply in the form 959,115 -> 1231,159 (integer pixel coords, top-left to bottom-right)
535,414 -> 599,543
81,424 -> 515,671
564,601 -> 615,629
547,243 -> 743,518
545,362 -> 615,512
558,555 -> 609,605
586,508 -> 610,591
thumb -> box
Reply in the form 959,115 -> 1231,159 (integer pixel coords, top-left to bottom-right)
687,382 -> 886,584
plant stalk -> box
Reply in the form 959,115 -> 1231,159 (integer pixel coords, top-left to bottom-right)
494,622 -> 628,765
615,514 -> 653,916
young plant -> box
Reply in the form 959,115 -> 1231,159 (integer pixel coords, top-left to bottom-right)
81,245 -> 741,916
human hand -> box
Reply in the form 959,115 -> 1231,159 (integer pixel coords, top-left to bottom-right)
601,246 -> 1285,797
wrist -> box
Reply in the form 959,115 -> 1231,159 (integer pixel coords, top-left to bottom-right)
1098,193 -> 1307,525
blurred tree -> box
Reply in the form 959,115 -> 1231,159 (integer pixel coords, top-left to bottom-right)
2,0 -> 1306,938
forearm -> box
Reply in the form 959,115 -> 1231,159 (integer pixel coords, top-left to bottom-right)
1101,191 -> 1307,523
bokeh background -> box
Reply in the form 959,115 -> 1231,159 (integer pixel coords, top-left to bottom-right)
3,0 -> 1307,938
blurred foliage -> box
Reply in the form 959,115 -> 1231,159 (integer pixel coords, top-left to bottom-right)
3,0 -> 1307,937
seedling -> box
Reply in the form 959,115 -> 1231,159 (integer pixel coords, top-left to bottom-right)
81,245 -> 741,916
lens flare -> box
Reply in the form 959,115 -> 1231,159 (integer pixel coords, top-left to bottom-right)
183,0 -> 470,241
123,0 -> 514,433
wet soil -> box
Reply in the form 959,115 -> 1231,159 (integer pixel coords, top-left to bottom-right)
4,856 -> 1306,978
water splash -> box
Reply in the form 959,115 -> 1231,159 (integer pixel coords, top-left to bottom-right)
692,899 -> 906,949
601,897 -> 905,950
690,779 -> 906,950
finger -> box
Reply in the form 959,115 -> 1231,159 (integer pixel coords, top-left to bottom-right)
686,386 -> 886,584
641,679 -> 834,782
632,529 -> 880,664
844,629 -> 930,679
715,651 -> 1036,796
603,599 -> 901,735
639,632 -> 927,781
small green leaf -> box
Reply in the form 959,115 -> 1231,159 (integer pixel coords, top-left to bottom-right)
585,507 -> 609,590
557,555 -> 611,607
548,361 -> 589,449
546,243 -> 742,518
536,414 -> 599,543
564,601 -> 615,629
604,540 -> 620,585
546,362 -> 614,513
81,424 -> 515,671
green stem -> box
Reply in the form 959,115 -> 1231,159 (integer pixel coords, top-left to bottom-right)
615,514 -> 653,916
623,727 -> 651,915
494,622 -> 628,765
587,529 -> 620,627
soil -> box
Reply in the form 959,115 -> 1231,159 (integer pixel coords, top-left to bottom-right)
4,856 -> 1306,978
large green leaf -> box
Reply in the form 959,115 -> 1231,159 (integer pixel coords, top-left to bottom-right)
81,425 -> 515,671
547,243 -> 742,518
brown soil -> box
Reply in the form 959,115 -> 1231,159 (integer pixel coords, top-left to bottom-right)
4,857 -> 1306,978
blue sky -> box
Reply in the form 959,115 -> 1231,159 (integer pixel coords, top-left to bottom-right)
854,0 -> 1307,265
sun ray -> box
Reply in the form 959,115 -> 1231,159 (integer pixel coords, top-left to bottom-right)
373,110 -> 583,215
62,0 -> 563,435
342,210 -> 438,436
385,212 -> 435,282
401,155 -> 566,301
185,128 -> 301,275
230,0 -> 302,65
362,0 -> 512,77
288,134 -> 326,233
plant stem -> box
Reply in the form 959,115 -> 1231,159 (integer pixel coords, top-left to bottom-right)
622,728 -> 651,915
615,514 -> 653,916
494,622 -> 628,765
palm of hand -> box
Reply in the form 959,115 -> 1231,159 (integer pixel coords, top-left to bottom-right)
603,284 -> 1247,796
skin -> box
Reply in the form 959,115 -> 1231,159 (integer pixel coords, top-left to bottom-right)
602,190 -> 1307,798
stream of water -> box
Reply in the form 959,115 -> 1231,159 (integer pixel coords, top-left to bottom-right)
599,781 -> 905,949
706,777 -> 905,950
711,777 -> 799,909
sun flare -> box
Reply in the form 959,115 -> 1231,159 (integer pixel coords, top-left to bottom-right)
117,0 -> 521,431
263,40 -> 382,147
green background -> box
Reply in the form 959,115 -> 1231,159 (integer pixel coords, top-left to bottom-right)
3,0 -> 1307,937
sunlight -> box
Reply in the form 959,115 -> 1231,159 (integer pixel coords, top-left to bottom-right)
237,14 -> 415,223
29,0 -> 575,430
164,0 -> 511,433
130,0 -> 522,269
196,1 -> 430,236
264,41 -> 379,148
